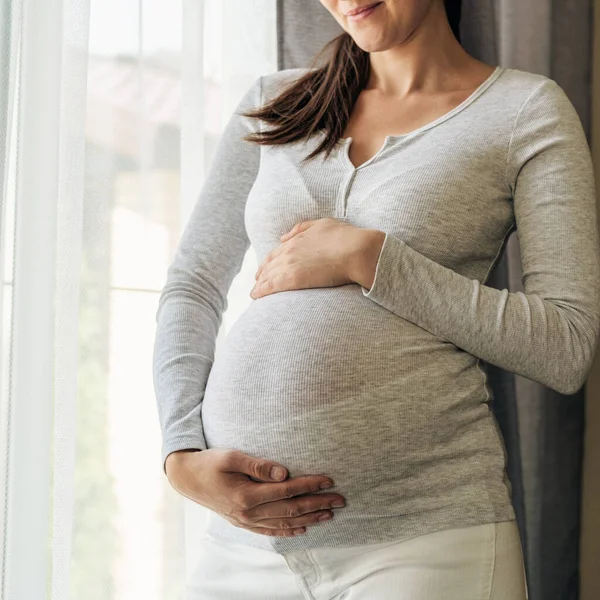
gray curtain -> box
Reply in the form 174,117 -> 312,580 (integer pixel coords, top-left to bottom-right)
276,2 -> 595,599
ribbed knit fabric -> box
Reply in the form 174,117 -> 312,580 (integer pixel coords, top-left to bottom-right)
152,65 -> 600,554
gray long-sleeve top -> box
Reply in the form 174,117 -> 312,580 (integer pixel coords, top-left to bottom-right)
152,65 -> 600,554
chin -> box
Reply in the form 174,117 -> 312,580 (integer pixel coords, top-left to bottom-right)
350,34 -> 393,53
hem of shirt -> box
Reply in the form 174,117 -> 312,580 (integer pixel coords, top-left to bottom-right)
203,499 -> 517,555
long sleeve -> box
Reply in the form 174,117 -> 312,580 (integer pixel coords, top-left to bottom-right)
153,75 -> 262,473
361,78 -> 600,396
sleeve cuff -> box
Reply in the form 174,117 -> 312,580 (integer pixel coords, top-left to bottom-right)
162,437 -> 208,475
361,231 -> 405,302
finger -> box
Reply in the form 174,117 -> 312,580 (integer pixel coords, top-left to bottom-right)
280,219 -> 318,242
249,510 -> 333,531
254,245 -> 285,280
279,228 -> 298,242
251,262 -> 279,297
241,475 -> 330,510
244,525 -> 307,537
251,276 -> 275,299
255,260 -> 268,280
243,510 -> 334,529
222,512 -> 307,536
279,222 -> 302,242
252,271 -> 295,299
233,509 -> 332,531
254,254 -> 287,287
243,491 -> 342,520
253,259 -> 275,285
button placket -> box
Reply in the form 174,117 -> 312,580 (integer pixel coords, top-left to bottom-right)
337,169 -> 357,221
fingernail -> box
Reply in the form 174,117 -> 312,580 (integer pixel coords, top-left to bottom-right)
320,480 -> 334,489
271,466 -> 286,480
331,500 -> 345,507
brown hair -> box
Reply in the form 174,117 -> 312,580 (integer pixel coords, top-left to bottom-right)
240,0 -> 463,165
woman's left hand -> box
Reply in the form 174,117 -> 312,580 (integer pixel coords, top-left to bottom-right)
250,217 -> 383,299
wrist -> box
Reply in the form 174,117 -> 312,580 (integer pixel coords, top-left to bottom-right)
165,448 -> 202,477
348,229 -> 386,289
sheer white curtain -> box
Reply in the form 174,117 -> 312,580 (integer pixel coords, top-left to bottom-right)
0,1 -> 277,598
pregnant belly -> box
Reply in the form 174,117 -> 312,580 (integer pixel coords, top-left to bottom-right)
201,285 -> 494,513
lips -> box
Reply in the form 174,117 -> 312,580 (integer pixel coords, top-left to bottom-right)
345,2 -> 382,17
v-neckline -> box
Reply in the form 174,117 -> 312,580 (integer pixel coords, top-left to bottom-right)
337,65 -> 505,171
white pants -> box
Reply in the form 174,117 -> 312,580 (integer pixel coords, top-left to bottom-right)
184,519 -> 529,600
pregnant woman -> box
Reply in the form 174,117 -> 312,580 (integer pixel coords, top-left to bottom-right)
153,0 -> 600,598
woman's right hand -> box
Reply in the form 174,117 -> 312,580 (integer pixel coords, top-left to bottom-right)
165,447 -> 346,537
